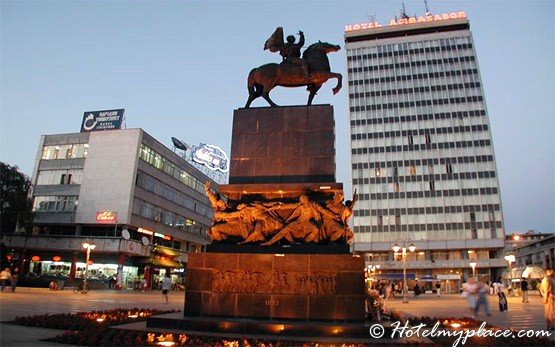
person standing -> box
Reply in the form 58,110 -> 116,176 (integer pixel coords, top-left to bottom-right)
435,282 -> 441,297
162,274 -> 171,304
474,280 -> 492,317
495,277 -> 508,312
462,277 -> 478,318
0,268 -> 12,291
10,268 -> 19,292
539,269 -> 555,330
520,277 -> 529,303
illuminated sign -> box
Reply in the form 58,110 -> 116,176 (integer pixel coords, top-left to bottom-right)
154,232 -> 171,241
53,256 -> 62,262
80,109 -> 124,132
96,211 -> 118,223
345,11 -> 466,32
192,144 -> 229,173
31,255 -> 40,262
138,228 -> 154,236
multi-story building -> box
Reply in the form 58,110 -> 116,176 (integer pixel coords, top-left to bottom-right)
505,230 -> 552,250
345,11 -> 506,291
511,233 -> 554,269
1,128 -> 215,289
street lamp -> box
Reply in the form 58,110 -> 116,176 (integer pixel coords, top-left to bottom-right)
469,261 -> 477,278
504,254 -> 516,296
82,242 -> 96,293
392,238 -> 416,303
367,264 -> 381,283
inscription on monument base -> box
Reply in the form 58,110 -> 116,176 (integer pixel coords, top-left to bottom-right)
185,252 -> 365,321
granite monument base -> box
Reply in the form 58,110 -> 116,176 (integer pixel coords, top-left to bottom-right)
182,252 -> 365,321
146,252 -> 366,339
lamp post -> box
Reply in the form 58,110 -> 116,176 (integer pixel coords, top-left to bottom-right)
392,238 -> 416,303
469,261 -> 477,278
82,242 -> 96,293
504,254 -> 515,296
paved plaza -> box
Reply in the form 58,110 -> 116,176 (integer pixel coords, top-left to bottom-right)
0,288 -> 185,346
386,291 -> 547,331
0,288 -> 551,346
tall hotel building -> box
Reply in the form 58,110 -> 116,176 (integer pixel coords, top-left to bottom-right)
345,12 -> 507,290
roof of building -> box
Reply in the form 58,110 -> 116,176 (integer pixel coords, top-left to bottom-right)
345,16 -> 469,43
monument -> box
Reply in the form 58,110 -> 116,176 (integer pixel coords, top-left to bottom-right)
147,27 -> 366,339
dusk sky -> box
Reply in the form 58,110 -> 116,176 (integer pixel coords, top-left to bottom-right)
1,0 -> 553,234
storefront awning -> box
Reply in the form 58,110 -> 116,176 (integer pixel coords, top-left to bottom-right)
502,266 -> 545,280
152,246 -> 181,257
375,273 -> 416,280
149,258 -> 184,268
133,256 -> 184,269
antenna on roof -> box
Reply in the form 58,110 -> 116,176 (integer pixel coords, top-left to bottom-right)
366,11 -> 376,23
424,0 -> 431,15
400,3 -> 410,19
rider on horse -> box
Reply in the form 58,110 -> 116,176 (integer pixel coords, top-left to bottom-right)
264,27 -> 310,79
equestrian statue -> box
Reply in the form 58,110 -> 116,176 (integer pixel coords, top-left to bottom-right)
245,27 -> 342,108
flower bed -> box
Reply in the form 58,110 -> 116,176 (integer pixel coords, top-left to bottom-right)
10,308 -> 551,346
14,308 -> 176,330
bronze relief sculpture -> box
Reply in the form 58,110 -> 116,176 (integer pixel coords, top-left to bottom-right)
245,27 -> 343,108
205,181 -> 356,245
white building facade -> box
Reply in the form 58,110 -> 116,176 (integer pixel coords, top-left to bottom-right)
2,128 -> 215,289
345,13 -> 506,290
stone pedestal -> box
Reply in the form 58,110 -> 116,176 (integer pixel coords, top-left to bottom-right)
184,252 -> 365,321
229,105 -> 335,184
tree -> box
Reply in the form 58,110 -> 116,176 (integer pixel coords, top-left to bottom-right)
0,162 -> 33,235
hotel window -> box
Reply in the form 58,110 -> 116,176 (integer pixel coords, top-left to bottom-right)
375,168 -> 381,177
446,163 -> 453,174
33,196 -> 78,212
476,250 -> 489,260
377,215 -> 383,226
408,134 -> 414,145
393,166 -> 398,176
409,166 -> 416,175
42,144 -> 88,160
429,180 -> 435,191
425,134 -> 431,144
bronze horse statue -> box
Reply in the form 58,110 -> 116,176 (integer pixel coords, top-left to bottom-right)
245,41 -> 342,108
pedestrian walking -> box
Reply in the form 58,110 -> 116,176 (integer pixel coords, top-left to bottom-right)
539,269 -> 555,330
474,280 -> 492,317
162,274 -> 171,304
10,268 -> 19,292
413,282 -> 421,297
0,268 -> 12,291
520,277 -> 529,303
140,277 -> 147,292
462,277 -> 478,318
496,277 -> 508,312
435,282 -> 441,297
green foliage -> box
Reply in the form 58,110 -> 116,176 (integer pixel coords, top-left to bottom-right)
0,162 -> 33,234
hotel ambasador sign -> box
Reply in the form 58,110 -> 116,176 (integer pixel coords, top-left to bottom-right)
80,109 -> 124,132
345,11 -> 467,32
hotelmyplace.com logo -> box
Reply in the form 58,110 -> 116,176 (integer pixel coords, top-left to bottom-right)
369,321 -> 552,347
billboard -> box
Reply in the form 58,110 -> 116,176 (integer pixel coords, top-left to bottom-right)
192,143 -> 229,172
80,109 -> 124,132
